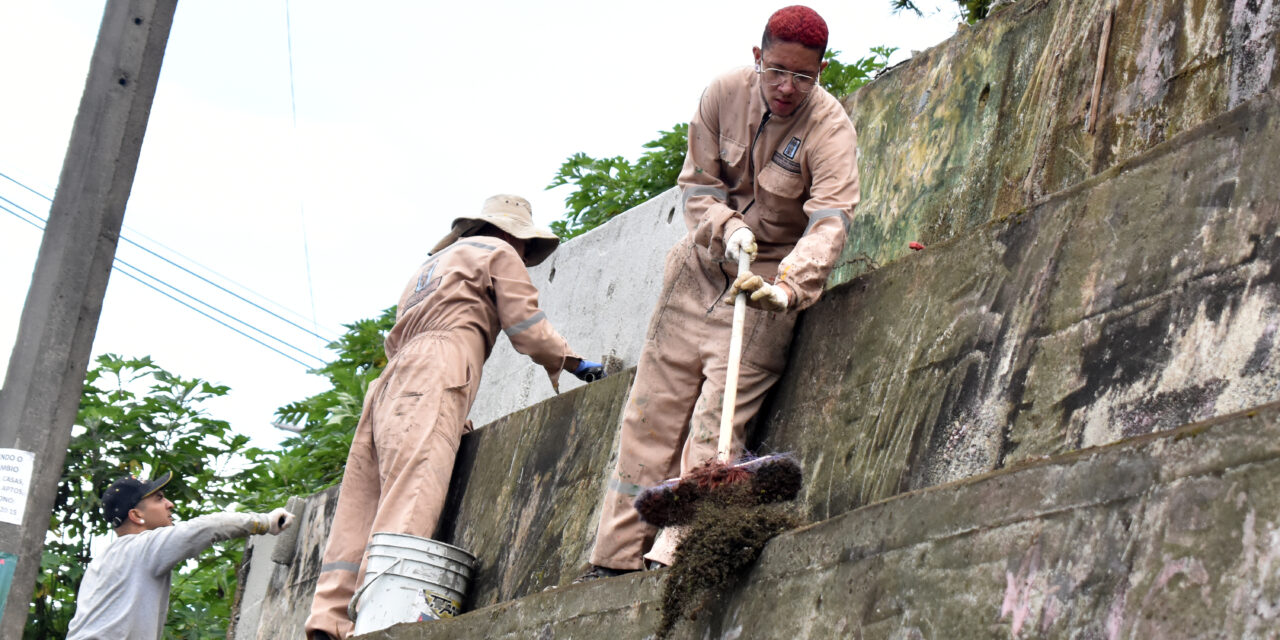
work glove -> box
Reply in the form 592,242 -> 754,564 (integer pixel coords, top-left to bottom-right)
725,227 -> 757,262
572,359 -> 607,383
265,507 -> 296,535
725,273 -> 790,312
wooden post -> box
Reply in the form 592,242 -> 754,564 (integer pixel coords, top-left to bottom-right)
0,0 -> 177,633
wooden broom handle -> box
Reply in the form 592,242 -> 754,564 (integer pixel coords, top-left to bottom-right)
718,251 -> 751,462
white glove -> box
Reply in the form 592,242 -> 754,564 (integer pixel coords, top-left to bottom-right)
725,273 -> 790,312
725,227 -> 757,262
266,507 -> 296,535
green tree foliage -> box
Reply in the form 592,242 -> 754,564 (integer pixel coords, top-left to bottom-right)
891,0 -> 993,24
32,308 -> 398,639
238,306 -> 397,510
546,124 -> 689,240
29,354 -> 250,639
548,48 -> 894,240
821,47 -> 897,99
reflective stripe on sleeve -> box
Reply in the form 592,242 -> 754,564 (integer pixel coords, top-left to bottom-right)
803,209 -> 849,235
682,185 -> 727,208
503,310 -> 547,337
320,561 -> 360,574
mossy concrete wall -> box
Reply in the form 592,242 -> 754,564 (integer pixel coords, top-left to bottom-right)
835,0 -> 1280,285
766,85 -> 1280,524
374,402 -> 1280,639
232,1 -> 1280,636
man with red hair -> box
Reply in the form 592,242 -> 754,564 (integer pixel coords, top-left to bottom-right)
578,5 -> 860,581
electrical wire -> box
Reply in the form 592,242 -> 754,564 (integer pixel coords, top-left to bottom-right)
0,170 -> 339,343
0,193 -> 46,230
0,201 -> 327,368
284,0 -> 321,334
110,261 -> 321,369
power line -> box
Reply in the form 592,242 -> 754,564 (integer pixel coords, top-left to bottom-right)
0,170 -> 339,343
0,171 -> 53,202
110,261 -> 320,369
284,0 -> 321,334
0,201 -> 327,369
114,253 -> 327,366
0,193 -> 46,230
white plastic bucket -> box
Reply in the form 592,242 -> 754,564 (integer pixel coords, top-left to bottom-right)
349,532 -> 477,635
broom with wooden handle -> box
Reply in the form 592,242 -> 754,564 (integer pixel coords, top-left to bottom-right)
633,252 -> 801,528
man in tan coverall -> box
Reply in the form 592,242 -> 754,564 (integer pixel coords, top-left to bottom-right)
306,195 -> 606,639
579,5 -> 859,580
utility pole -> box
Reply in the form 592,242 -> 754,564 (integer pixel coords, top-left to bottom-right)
0,0 -> 176,634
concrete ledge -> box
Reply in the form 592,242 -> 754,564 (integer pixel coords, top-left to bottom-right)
437,371 -> 636,607
375,401 -> 1280,639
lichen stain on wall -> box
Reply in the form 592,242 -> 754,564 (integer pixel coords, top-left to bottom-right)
1230,0 -> 1280,108
1072,282 -> 1280,450
836,0 -> 1280,291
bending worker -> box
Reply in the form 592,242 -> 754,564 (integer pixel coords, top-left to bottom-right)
67,471 -> 295,640
306,194 -> 607,639
578,5 -> 859,581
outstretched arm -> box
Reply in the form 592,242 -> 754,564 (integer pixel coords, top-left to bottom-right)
141,508 -> 294,576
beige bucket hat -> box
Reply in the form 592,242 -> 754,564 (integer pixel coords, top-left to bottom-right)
429,194 -> 561,266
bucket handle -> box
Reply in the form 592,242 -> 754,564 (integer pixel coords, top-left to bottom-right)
347,557 -> 405,623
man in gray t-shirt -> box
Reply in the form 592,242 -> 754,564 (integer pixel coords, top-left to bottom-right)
66,471 -> 295,640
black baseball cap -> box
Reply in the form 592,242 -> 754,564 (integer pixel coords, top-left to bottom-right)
102,471 -> 172,527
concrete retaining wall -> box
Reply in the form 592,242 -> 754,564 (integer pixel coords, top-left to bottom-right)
765,83 -> 1280,523
374,401 -> 1280,639
231,1 -> 1280,636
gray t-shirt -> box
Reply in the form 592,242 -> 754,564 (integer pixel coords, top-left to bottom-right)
66,512 -> 268,640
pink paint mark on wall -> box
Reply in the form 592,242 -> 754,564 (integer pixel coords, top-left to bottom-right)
1105,590 -> 1128,640
1000,540 -> 1042,637
1131,2 -> 1177,112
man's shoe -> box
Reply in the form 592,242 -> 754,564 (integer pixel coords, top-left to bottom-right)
572,564 -> 637,584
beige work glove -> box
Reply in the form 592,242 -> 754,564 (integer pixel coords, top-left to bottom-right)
263,507 -> 296,535
725,273 -> 790,312
725,227 -> 757,262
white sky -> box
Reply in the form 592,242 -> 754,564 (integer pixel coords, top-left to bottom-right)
0,1 -> 962,451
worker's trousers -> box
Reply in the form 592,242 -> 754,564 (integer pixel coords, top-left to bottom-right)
590,237 -> 797,570
305,333 -> 479,639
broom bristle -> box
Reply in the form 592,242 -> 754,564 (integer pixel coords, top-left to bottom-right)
633,454 -> 802,527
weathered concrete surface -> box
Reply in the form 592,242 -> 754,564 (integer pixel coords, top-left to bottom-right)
468,188 -> 685,428
227,533 -> 275,639
836,0 -> 1280,286
230,485 -> 340,640
437,371 -> 634,606
766,85 -> 1280,523
369,402 -> 1280,639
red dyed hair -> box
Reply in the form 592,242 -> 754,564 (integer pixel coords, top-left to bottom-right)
762,5 -> 828,53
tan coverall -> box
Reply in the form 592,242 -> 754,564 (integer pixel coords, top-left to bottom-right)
306,237 -> 575,638
590,66 -> 860,569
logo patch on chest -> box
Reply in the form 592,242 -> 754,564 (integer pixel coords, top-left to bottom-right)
783,137 -> 802,159
770,137 -> 803,174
